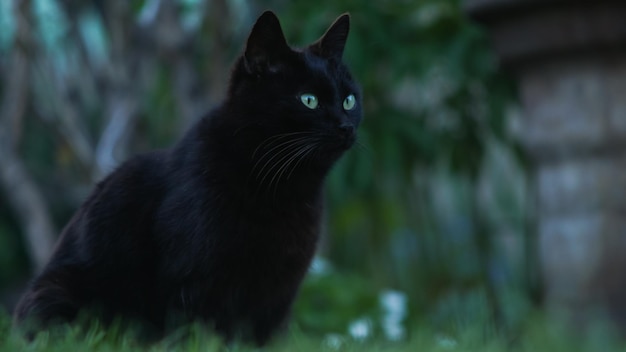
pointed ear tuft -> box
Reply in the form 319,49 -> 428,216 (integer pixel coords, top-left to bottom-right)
310,13 -> 350,60
244,11 -> 290,74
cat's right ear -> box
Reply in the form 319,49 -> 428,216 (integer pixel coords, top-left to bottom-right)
244,11 -> 290,75
309,13 -> 350,60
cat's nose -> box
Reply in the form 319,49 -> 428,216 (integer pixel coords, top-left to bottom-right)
338,123 -> 355,138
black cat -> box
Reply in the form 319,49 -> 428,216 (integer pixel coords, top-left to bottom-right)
13,10 -> 361,345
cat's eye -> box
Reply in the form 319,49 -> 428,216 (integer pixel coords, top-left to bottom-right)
343,94 -> 356,110
300,94 -> 318,109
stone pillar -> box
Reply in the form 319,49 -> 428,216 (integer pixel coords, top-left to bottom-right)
464,0 -> 626,327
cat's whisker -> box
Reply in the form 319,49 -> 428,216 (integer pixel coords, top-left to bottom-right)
254,145 -> 305,187
252,135 -> 290,161
253,135 -> 311,169
252,136 -> 313,181
251,131 -> 313,161
272,143 -> 318,198
354,140 -> 372,156
248,138 -> 309,194
268,146 -> 305,198
257,139 -> 314,189
270,142 -> 318,196
285,142 -> 320,180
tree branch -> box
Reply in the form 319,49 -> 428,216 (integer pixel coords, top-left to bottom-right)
0,0 -> 56,272
31,58 -> 96,171
93,0 -> 139,177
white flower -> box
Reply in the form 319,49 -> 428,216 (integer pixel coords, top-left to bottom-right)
308,257 -> 332,276
323,333 -> 345,350
380,290 -> 408,341
348,318 -> 372,341
436,333 -> 458,349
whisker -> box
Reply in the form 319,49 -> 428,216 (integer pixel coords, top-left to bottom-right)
251,131 -> 313,161
286,142 -> 319,180
247,135 -> 310,193
248,137 -> 297,193
270,142 -> 318,196
258,139 -> 314,189
352,140 -> 374,165
253,136 -> 313,182
355,140 -> 369,152
252,134 -> 314,171
269,146 -> 306,198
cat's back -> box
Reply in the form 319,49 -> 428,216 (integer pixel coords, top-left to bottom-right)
74,151 -> 168,222
14,150 -> 173,328
44,150 -> 174,280
60,150 -> 171,258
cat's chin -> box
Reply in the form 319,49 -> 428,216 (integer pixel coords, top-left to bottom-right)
327,134 -> 356,153
343,134 -> 356,150
312,139 -> 354,165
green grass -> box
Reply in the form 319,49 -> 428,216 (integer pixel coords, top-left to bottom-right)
2,311 -> 626,352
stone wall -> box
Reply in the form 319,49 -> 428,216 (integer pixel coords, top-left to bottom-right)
465,0 -> 626,327
523,57 -> 626,325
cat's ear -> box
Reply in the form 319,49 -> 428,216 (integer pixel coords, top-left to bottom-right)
310,13 -> 350,60
244,11 -> 290,74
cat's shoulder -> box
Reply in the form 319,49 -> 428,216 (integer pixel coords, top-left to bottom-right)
88,150 -> 171,201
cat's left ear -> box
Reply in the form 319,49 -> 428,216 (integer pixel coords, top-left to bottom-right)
244,11 -> 291,74
309,13 -> 350,60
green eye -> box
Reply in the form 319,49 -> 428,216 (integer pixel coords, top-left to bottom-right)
343,94 -> 356,110
300,94 -> 318,109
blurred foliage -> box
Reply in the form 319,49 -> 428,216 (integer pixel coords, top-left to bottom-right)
293,260 -> 380,335
0,0 -> 525,342
0,212 -> 29,285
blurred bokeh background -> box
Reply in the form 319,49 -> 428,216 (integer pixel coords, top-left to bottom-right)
3,0 -> 624,344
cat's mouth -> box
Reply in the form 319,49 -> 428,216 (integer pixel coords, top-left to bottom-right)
319,130 -> 356,153
333,125 -> 357,150
339,133 -> 356,150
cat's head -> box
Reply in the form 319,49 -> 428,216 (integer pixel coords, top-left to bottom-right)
225,11 -> 362,172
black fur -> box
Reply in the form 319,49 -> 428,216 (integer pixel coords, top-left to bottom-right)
13,11 -> 361,345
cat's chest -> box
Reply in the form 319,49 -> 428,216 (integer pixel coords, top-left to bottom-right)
161,197 -> 321,277
227,204 -> 320,266
225,195 -> 321,243
170,207 -> 319,304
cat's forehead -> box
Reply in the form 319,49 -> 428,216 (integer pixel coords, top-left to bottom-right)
300,50 -> 329,71
293,50 -> 352,84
